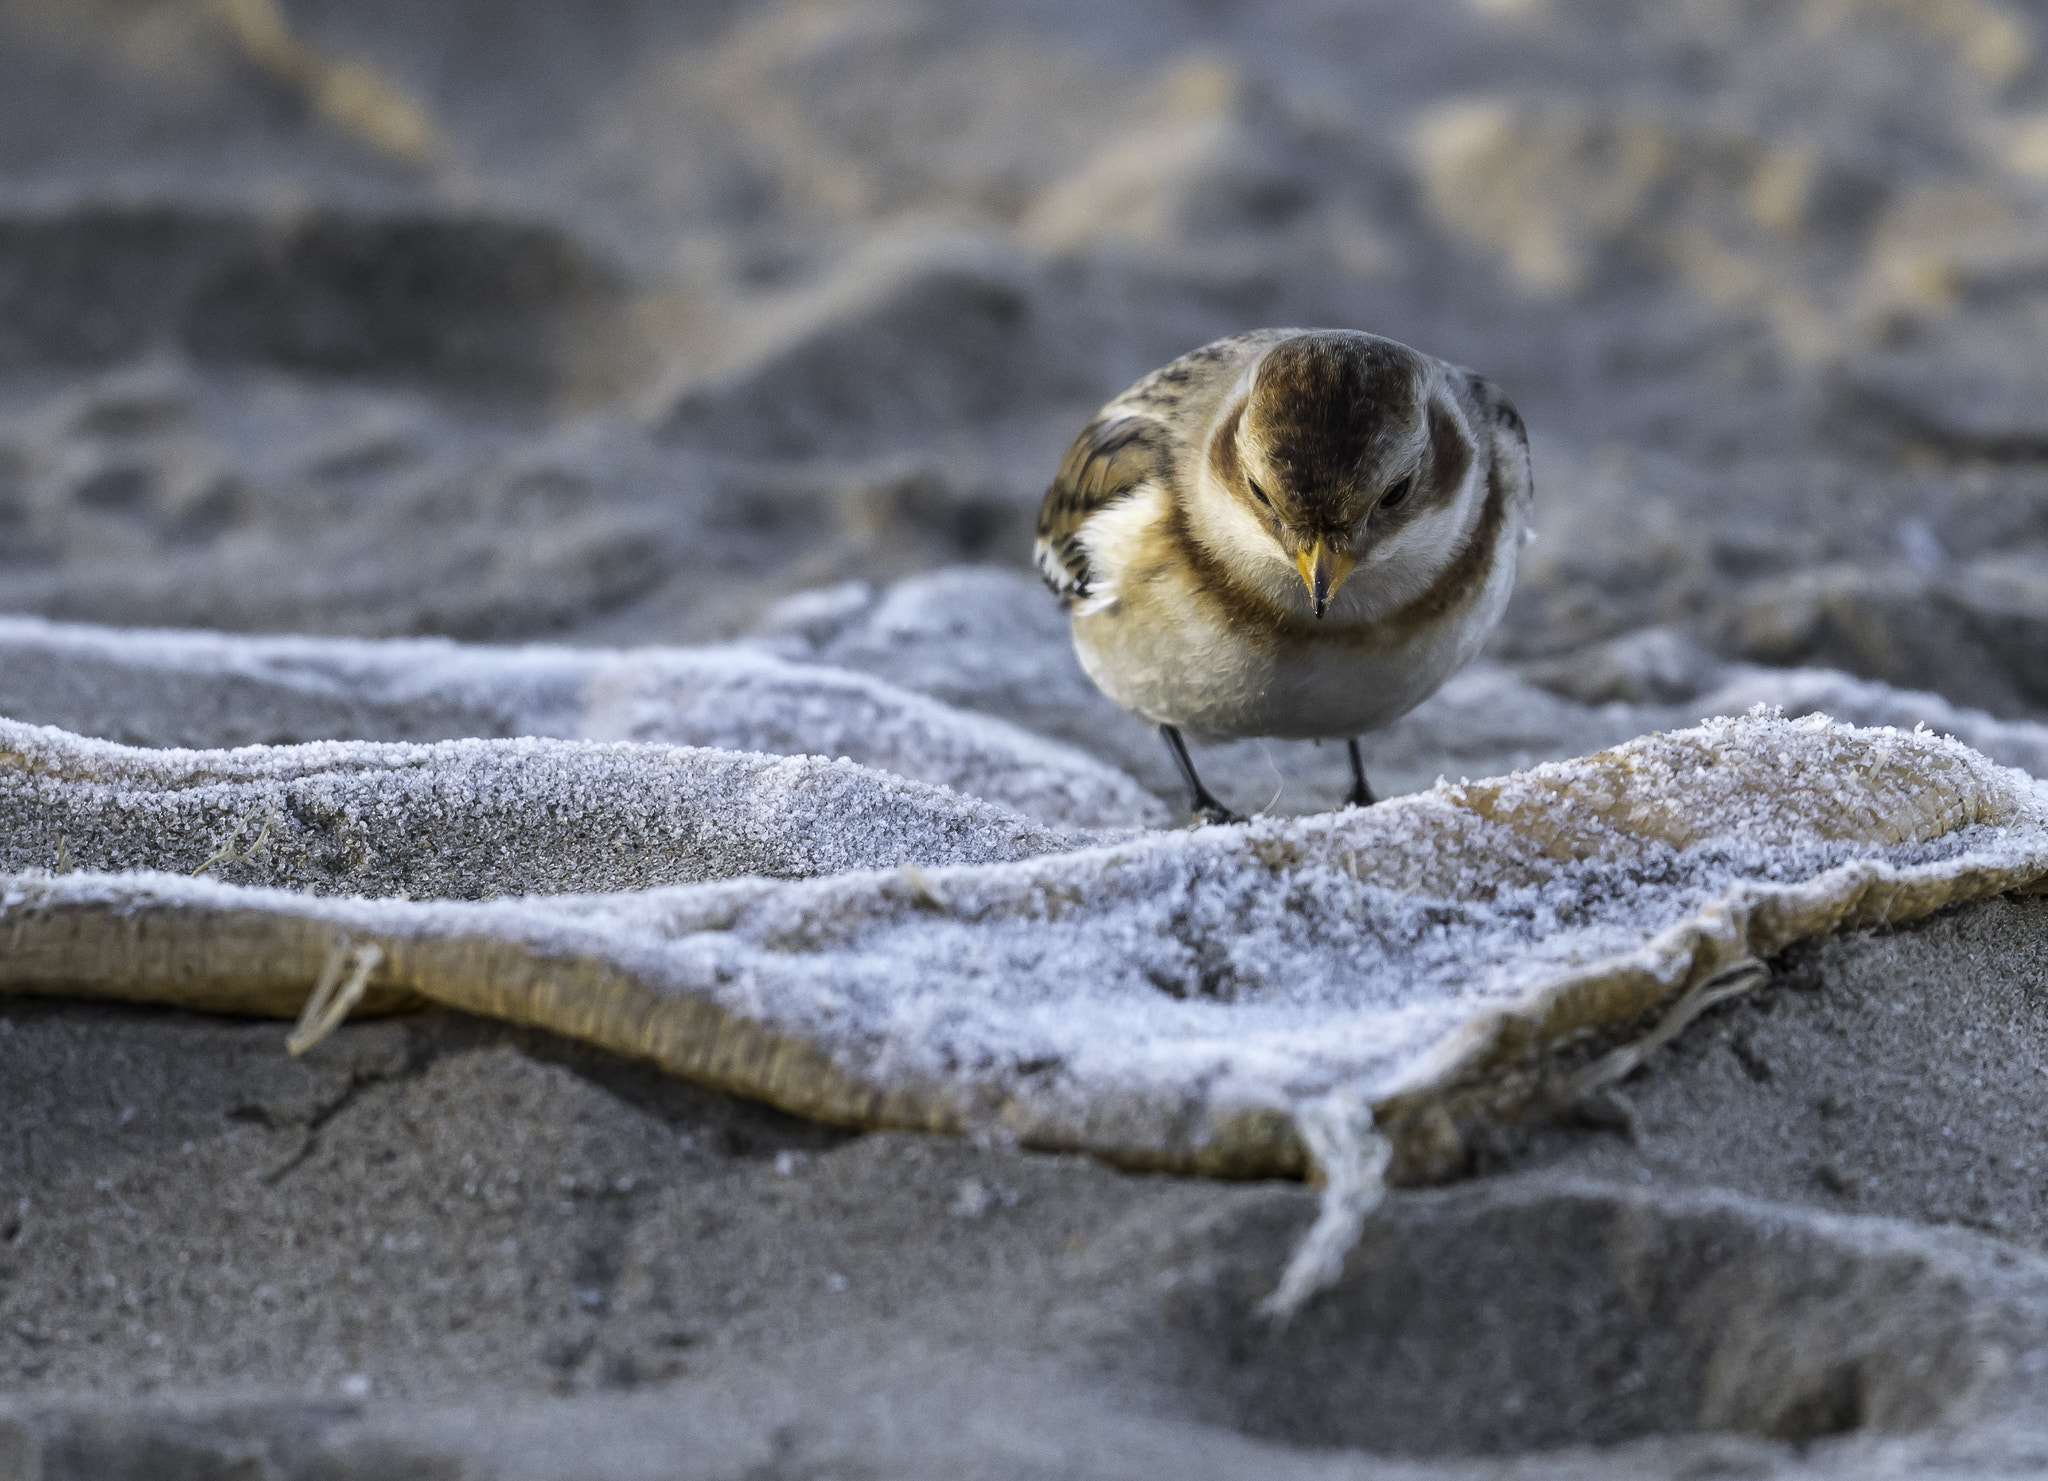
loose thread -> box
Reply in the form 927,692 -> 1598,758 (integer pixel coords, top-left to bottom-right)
286,940 -> 384,1056
1257,957 -> 1769,1322
1556,956 -> 1768,1106
1258,1084 -> 1392,1323
193,802 -> 275,877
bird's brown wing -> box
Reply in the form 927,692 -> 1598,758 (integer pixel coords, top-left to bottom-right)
1472,374 -> 1530,484
1453,370 -> 1533,523
1033,413 -> 1174,605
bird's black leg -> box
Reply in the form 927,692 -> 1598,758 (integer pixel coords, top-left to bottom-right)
1345,737 -> 1377,809
1160,725 -> 1246,827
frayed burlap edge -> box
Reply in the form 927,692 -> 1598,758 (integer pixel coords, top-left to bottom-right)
5,845 -> 2047,1182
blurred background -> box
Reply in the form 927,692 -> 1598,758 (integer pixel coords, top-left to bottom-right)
4,0 -> 2048,721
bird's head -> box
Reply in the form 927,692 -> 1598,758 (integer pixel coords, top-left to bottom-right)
1212,332 -> 1476,619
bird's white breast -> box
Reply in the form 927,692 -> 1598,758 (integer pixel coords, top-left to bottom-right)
1068,469 -> 1525,742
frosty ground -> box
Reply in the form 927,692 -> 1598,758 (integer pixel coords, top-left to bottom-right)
7,0 -> 2048,1476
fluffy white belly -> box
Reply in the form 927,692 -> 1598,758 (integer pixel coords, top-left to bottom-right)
1074,608 -> 1461,740
1071,551 -> 1514,742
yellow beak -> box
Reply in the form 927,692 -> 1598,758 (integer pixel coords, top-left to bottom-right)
1293,540 -> 1356,619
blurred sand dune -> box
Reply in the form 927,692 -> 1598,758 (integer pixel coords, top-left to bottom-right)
0,0 -> 2043,687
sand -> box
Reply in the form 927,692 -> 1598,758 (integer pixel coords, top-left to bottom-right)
7,0 -> 2048,1474
8,904 -> 2048,1479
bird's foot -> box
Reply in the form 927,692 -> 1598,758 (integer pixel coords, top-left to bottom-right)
1189,800 -> 1248,828
1343,739 -> 1377,810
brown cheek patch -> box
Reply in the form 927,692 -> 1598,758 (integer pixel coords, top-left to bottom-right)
1208,399 -> 1247,497
1165,491 -> 1295,642
1422,398 -> 1474,511
1363,436 -> 1513,644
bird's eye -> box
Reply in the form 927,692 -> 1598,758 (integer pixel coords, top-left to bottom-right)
1248,480 -> 1272,508
1380,475 -> 1414,511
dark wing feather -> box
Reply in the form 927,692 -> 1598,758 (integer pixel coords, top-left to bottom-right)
1033,414 -> 1173,605
1458,371 -> 1532,513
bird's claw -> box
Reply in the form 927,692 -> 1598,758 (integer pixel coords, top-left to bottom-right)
1189,802 -> 1248,828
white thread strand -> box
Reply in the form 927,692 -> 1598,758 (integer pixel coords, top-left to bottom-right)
1259,1085 -> 1392,1323
286,940 -> 383,1056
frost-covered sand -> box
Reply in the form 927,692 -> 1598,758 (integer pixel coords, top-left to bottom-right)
8,0 -> 2048,1475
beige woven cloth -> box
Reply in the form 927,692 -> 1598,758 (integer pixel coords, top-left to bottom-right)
7,708 -> 2045,1188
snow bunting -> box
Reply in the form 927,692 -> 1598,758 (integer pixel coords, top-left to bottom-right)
1036,329 -> 1532,825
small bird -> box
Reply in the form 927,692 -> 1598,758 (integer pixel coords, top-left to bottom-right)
1035,329 -> 1532,825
